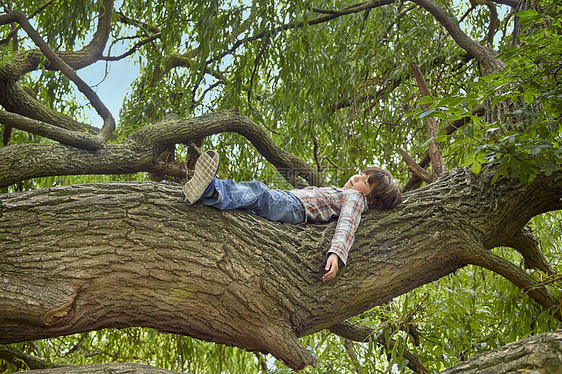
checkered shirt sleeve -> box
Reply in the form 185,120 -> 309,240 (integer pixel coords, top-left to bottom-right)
327,190 -> 367,265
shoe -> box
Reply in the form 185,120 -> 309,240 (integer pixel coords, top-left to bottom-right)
182,150 -> 220,205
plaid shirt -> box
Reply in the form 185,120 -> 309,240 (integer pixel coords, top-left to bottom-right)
290,187 -> 367,265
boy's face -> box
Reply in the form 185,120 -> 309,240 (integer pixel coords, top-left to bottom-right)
343,173 -> 372,196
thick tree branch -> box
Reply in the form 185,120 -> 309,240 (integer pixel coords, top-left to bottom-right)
0,109 -> 322,188
0,82 -> 98,135
0,110 -> 104,150
1,167 -> 560,370
25,363 -> 179,374
440,330 -> 562,373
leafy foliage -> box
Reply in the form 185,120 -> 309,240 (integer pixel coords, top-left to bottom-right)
1,0 -> 561,372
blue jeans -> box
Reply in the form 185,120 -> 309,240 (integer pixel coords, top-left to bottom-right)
202,179 -> 305,224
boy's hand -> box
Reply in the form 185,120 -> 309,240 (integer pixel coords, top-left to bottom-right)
322,253 -> 339,281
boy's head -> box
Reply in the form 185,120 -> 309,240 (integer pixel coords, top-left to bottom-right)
362,166 -> 402,210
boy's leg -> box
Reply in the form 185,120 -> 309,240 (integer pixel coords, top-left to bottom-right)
203,179 -> 304,224
181,150 -> 220,205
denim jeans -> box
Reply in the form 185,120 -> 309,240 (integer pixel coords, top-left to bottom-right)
202,179 -> 305,224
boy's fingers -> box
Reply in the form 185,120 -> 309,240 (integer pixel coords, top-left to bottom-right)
322,257 -> 338,281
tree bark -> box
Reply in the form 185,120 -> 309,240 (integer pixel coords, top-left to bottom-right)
440,329 -> 562,373
1,167 -> 561,370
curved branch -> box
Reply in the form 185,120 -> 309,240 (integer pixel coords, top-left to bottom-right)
0,82 -> 99,134
101,33 -> 161,62
0,110 -> 104,150
7,11 -> 115,141
501,225 -> 555,274
130,109 -> 324,187
408,0 -> 504,74
461,247 -> 561,321
0,0 -> 114,78
0,110 -> 322,188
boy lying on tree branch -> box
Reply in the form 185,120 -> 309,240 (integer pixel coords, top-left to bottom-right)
182,151 -> 402,281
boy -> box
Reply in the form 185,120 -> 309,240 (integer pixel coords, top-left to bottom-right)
182,150 -> 401,281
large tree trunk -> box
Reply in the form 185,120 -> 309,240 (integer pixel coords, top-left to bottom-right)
1,167 -> 561,370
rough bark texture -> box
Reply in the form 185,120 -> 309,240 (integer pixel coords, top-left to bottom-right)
1,167 -> 561,370
25,363 -> 180,374
440,329 -> 562,373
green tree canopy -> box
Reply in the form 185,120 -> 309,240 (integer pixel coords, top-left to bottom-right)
0,0 -> 561,373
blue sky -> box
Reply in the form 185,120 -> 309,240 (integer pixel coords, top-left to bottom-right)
77,54 -> 139,128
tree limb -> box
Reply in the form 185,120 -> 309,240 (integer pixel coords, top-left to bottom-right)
0,110 -> 104,150
403,105 -> 485,191
0,0 -> 114,77
0,344 -> 65,370
410,61 -> 447,178
408,0 -> 504,74
6,11 -> 115,141
0,109 -> 323,188
439,330 -> 562,373
501,225 -> 555,274
25,363 -> 179,374
399,147 -> 433,184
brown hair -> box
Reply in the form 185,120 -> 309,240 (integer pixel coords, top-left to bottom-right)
362,166 -> 402,210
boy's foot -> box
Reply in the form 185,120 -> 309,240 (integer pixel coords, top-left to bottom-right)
182,150 -> 220,205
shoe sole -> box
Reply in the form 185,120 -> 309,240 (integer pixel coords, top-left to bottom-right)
182,150 -> 220,205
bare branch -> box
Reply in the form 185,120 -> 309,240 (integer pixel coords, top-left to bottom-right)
7,11 -> 115,141
410,62 -> 447,177
399,147 -> 433,184
409,0 -> 504,74
101,33 -> 161,62
0,110 -> 104,150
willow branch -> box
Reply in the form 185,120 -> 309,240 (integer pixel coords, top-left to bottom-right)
409,0 -> 504,74
329,321 -> 430,374
0,110 -> 323,189
150,0 -> 396,88
410,62 -> 446,177
0,0 -> 114,77
399,147 -> 433,184
461,247 -> 561,322
0,344 -> 65,370
0,110 -> 104,150
403,105 -> 485,191
6,12 -> 115,141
